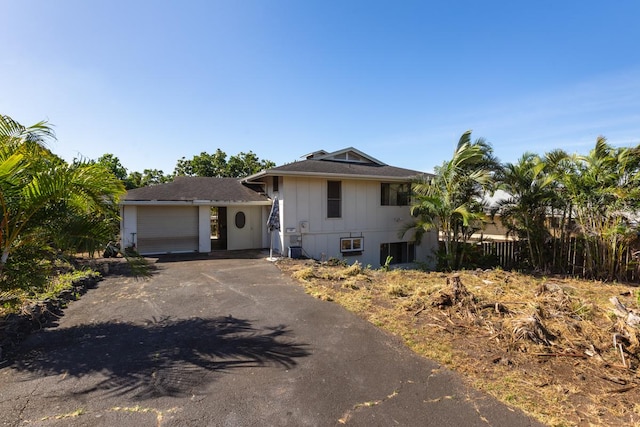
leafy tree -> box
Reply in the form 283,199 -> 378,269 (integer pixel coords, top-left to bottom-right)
96,153 -> 128,181
90,153 -> 173,189
403,131 -> 497,269
540,149 -> 575,272
174,149 -> 274,178
228,151 -> 276,177
125,169 -> 172,189
0,115 -> 125,287
491,138 -> 640,280
493,153 -> 556,270
561,138 -> 640,280
175,149 -> 228,177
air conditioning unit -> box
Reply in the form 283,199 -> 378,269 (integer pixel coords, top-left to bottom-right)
288,246 -> 303,259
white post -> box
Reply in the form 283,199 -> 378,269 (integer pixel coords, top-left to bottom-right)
269,231 -> 274,259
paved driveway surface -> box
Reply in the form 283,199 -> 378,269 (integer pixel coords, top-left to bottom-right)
0,256 -> 544,426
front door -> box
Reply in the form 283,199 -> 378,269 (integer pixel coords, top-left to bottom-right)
211,207 -> 228,250
227,206 -> 262,250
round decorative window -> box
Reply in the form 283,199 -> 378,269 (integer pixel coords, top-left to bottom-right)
235,211 -> 246,228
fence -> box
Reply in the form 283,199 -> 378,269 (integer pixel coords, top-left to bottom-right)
477,238 -> 640,282
479,241 -> 521,270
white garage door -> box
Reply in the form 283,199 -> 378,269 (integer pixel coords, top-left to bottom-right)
137,206 -> 199,254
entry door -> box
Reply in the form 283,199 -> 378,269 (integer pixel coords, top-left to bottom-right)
211,207 -> 228,250
227,206 -> 262,250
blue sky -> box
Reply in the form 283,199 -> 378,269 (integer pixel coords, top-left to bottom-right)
2,1 -> 640,174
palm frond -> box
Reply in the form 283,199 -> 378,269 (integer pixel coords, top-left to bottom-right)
0,115 -> 55,147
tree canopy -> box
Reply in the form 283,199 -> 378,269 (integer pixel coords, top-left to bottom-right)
89,149 -> 276,189
174,149 -> 275,178
404,131 -> 498,270
0,115 -> 125,290
491,137 -> 640,280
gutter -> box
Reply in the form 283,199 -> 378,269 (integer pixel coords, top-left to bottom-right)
120,200 -> 272,206
243,170 -> 427,183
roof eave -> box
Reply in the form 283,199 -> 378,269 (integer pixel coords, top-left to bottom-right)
244,169 -> 424,182
242,170 -> 267,183
120,200 -> 271,206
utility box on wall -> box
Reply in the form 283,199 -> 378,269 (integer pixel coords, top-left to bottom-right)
288,246 -> 303,259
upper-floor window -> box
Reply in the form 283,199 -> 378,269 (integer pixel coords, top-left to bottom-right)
381,183 -> 410,206
272,176 -> 279,192
327,180 -> 341,218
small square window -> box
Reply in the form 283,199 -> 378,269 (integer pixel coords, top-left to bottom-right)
340,237 -> 363,254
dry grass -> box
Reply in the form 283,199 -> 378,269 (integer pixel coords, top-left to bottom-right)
278,259 -> 640,427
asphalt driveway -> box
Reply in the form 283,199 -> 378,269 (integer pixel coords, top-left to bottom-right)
0,255 -> 544,426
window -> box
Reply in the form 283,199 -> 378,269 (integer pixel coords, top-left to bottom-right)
327,181 -> 341,218
272,176 -> 279,192
381,183 -> 410,206
380,242 -> 415,265
341,237 -> 363,255
235,211 -> 246,228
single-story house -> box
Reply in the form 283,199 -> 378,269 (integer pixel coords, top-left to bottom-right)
120,147 -> 438,267
120,177 -> 271,254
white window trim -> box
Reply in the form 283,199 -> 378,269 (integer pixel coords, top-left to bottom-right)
340,237 -> 363,254
327,180 -> 342,218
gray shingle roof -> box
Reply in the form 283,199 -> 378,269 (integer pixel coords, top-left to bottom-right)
262,158 -> 424,178
123,177 -> 268,202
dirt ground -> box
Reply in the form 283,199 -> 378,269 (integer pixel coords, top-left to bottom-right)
277,259 -> 640,427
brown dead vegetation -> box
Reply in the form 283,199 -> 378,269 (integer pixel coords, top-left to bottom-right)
278,259 -> 640,427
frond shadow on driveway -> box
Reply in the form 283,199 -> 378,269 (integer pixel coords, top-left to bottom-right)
11,316 -> 310,399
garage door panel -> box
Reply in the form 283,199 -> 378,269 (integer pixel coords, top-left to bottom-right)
137,206 -> 198,254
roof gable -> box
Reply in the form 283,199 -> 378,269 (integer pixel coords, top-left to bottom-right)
244,147 -> 426,182
307,147 -> 386,165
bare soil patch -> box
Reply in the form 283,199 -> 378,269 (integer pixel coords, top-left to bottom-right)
277,259 -> 640,427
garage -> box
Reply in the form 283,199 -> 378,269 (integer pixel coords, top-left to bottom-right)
136,206 -> 199,254
120,177 -> 271,255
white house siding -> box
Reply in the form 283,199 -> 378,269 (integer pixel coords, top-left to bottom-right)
122,204 -> 265,255
198,206 -> 211,253
279,176 -> 435,267
121,205 -> 137,250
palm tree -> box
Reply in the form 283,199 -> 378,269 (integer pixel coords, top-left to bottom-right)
403,131 -> 496,269
542,149 -> 575,272
494,152 -> 557,270
561,138 -> 640,280
0,115 -> 126,281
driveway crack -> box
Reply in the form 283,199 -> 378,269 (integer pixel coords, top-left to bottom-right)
15,377 -> 43,427
201,273 -> 261,305
337,383 -> 402,424
465,391 -> 493,426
